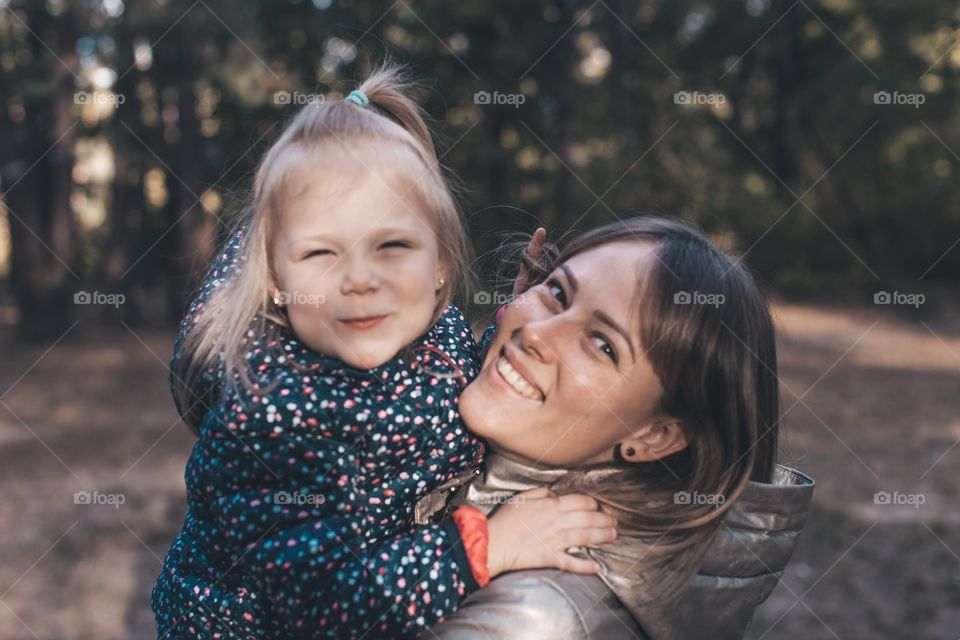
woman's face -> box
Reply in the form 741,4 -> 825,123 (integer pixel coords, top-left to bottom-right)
461,240 -> 674,466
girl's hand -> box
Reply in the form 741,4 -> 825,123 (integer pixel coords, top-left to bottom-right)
512,227 -> 547,297
486,487 -> 617,577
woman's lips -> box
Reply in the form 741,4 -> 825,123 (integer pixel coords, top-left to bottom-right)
340,315 -> 387,331
491,352 -> 544,402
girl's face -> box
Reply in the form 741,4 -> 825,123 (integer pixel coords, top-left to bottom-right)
271,172 -> 445,369
461,241 -> 673,466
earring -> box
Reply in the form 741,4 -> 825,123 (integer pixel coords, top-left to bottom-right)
437,277 -> 445,287
614,443 -> 636,463
273,291 -> 282,306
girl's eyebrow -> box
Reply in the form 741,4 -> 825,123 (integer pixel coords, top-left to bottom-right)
369,226 -> 420,238
298,226 -> 418,245
559,263 -> 636,363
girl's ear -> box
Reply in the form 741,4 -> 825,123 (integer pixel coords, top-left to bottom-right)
616,420 -> 689,464
267,270 -> 284,305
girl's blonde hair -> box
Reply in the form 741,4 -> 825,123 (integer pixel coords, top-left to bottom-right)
174,63 -> 473,432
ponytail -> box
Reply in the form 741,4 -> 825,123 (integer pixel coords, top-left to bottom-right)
353,64 -> 439,163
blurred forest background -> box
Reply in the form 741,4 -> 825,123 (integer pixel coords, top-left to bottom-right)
1,0 -> 958,336
0,1 -> 958,639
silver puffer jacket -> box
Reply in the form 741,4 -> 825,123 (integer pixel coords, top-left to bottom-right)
420,453 -> 815,640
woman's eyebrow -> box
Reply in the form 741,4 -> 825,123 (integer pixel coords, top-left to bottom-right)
559,264 -> 578,293
560,264 -> 637,362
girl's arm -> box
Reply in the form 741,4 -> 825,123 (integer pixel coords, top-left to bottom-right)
198,375 -> 614,639
206,453 -> 614,638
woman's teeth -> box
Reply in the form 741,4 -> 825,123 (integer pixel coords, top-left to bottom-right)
496,356 -> 543,401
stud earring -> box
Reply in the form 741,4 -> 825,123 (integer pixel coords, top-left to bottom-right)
437,277 -> 445,287
614,443 -> 637,463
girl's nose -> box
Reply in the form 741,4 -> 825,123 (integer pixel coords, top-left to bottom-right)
341,268 -> 380,295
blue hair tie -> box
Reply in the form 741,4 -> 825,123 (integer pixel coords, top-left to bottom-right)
345,89 -> 369,107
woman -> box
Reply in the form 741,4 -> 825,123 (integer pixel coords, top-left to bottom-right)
422,216 -> 815,639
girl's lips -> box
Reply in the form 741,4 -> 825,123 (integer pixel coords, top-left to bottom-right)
340,315 -> 387,331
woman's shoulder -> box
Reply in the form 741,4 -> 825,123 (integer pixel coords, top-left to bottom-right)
426,569 -> 643,640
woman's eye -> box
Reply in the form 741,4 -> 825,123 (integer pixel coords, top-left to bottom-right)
591,335 -> 617,363
546,279 -> 567,307
305,249 -> 333,258
379,240 -> 411,250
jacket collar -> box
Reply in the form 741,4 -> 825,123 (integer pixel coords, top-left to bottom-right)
461,451 -> 815,640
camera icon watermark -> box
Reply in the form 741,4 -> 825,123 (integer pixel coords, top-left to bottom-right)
74,290 -> 125,308
74,91 -> 126,108
873,490 -> 925,509
474,90 -> 526,108
873,90 -> 925,109
674,90 -> 726,106
74,490 -> 126,508
873,290 -> 924,308
673,290 -> 725,308
274,490 -> 325,506
274,290 -> 326,307
274,91 -> 326,106
674,490 -> 725,507
473,290 -> 526,306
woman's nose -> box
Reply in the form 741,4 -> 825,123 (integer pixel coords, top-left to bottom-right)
518,316 -> 560,364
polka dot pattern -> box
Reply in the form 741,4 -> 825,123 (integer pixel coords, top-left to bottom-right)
152,228 -> 487,639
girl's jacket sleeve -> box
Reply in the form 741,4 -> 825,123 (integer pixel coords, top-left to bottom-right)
171,226 -> 487,639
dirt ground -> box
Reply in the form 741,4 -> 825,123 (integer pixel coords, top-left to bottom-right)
0,301 -> 957,639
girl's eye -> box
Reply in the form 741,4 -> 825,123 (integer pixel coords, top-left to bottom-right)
305,249 -> 333,258
591,335 -> 617,363
379,240 -> 411,250
546,279 -> 567,307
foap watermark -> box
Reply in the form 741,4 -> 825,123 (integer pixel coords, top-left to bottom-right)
74,290 -> 125,308
674,490 -> 725,507
74,490 -> 126,508
274,490 -> 326,506
472,493 -> 528,508
873,90 -> 925,109
74,91 -> 126,108
274,91 -> 326,106
673,290 -> 725,308
874,490 -> 925,509
275,290 -> 326,307
874,290 -> 924,308
474,90 -> 526,108
674,90 -> 726,106
473,290 -> 526,306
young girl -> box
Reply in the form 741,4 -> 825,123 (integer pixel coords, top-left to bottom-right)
151,66 -> 616,640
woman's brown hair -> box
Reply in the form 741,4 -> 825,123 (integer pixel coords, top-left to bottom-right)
519,216 -> 780,599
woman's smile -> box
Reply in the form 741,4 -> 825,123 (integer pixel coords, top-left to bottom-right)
493,351 -> 545,401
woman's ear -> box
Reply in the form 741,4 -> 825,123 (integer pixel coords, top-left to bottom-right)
617,420 -> 689,464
